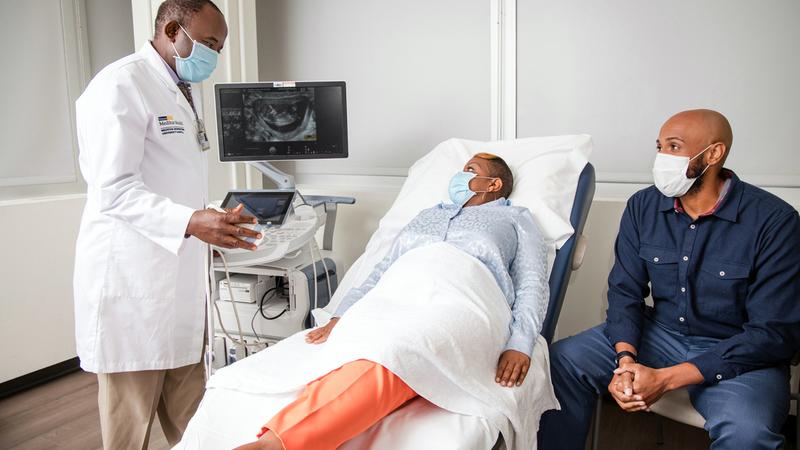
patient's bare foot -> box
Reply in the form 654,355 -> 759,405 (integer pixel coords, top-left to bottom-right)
232,430 -> 284,450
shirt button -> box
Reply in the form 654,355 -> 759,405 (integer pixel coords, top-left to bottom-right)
682,256 -> 689,261
719,271 -> 726,277
716,374 -> 723,380
653,257 -> 660,262
690,224 -> 696,229
681,287 -> 686,293
679,316 -> 685,322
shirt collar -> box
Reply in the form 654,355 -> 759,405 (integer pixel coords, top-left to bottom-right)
162,54 -> 181,85
149,41 -> 181,85
439,197 -> 510,209
658,169 -> 742,222
709,170 -> 742,222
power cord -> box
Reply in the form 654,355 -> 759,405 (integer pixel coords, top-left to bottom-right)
310,238 -> 333,302
308,241 -> 318,316
259,278 -> 289,320
214,249 -> 260,345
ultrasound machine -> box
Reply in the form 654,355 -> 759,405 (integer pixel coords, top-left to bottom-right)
208,81 -> 355,366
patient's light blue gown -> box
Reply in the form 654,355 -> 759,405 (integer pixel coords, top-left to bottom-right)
334,198 -> 549,356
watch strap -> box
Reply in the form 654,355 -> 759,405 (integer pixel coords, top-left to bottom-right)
615,350 -> 637,366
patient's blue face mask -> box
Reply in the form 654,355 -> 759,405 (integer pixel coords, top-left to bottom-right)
448,171 -> 496,206
171,24 -> 218,83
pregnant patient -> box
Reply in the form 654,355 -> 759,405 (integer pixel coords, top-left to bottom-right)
236,153 -> 549,450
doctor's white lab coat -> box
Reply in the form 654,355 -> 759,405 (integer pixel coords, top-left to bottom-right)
74,43 -> 208,373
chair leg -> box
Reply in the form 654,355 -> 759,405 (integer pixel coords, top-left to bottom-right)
656,415 -> 665,446
592,394 -> 602,450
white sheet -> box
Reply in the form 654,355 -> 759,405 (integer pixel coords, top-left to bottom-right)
176,386 -> 499,450
319,135 -> 592,321
183,243 -> 558,449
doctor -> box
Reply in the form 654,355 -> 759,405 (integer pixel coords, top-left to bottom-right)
74,1 -> 259,448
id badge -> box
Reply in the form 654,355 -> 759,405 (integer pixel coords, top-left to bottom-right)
196,118 -> 211,151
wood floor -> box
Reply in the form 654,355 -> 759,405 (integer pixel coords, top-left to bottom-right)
0,370 -> 795,450
0,371 -> 168,450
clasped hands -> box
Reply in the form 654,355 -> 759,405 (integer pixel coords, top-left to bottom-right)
608,360 -> 670,412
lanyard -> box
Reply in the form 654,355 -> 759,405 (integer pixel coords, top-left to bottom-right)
177,81 -> 211,151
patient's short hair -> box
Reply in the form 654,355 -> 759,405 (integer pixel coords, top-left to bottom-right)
474,153 -> 514,199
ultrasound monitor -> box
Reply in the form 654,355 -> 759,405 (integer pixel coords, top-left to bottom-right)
215,81 -> 348,162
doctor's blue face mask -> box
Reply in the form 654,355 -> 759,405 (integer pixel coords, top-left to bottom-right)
448,171 -> 497,206
172,24 -> 218,83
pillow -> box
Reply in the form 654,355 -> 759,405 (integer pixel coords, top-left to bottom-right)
315,135 -> 592,321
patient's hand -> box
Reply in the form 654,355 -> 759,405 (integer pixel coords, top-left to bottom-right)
495,350 -> 531,387
305,317 -> 339,344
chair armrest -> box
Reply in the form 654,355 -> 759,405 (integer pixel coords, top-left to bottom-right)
571,233 -> 588,271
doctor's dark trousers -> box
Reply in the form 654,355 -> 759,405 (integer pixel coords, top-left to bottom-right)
537,317 -> 790,450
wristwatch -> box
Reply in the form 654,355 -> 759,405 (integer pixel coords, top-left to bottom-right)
614,350 -> 637,366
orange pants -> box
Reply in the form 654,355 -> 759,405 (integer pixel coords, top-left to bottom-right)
258,360 -> 418,450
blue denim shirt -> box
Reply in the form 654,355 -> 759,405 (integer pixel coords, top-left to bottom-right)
334,199 -> 550,357
605,171 -> 800,383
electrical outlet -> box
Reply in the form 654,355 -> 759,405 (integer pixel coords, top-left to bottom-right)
227,343 -> 247,365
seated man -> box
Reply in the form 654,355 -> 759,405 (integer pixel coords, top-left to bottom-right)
538,109 -> 800,449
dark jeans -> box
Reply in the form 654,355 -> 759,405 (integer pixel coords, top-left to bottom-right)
538,316 -> 789,449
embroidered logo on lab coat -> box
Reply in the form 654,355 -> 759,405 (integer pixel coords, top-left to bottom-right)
157,115 -> 185,135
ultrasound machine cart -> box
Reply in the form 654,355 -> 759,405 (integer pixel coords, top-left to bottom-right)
208,81 -> 354,368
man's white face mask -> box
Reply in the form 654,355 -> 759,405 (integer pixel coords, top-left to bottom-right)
652,144 -> 713,198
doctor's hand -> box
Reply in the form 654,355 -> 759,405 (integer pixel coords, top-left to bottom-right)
186,204 -> 261,250
305,317 -> 339,344
495,350 -> 531,387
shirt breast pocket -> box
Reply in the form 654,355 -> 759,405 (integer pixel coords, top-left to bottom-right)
638,246 -> 679,299
696,259 -> 750,319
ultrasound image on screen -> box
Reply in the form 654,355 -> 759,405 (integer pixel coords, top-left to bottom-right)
243,89 -> 317,142
217,82 -> 347,161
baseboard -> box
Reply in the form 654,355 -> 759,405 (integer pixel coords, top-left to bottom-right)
0,357 -> 81,399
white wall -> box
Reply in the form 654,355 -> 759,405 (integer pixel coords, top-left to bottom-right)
0,197 -> 85,382
255,0 -> 492,177
0,0 -> 134,383
517,0 -> 800,188
85,0 -> 135,76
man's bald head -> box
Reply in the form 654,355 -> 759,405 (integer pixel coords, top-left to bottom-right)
660,109 -> 733,163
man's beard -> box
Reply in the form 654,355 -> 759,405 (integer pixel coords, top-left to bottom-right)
685,158 -> 710,195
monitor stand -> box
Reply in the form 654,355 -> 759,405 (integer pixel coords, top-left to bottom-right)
250,161 -> 295,190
